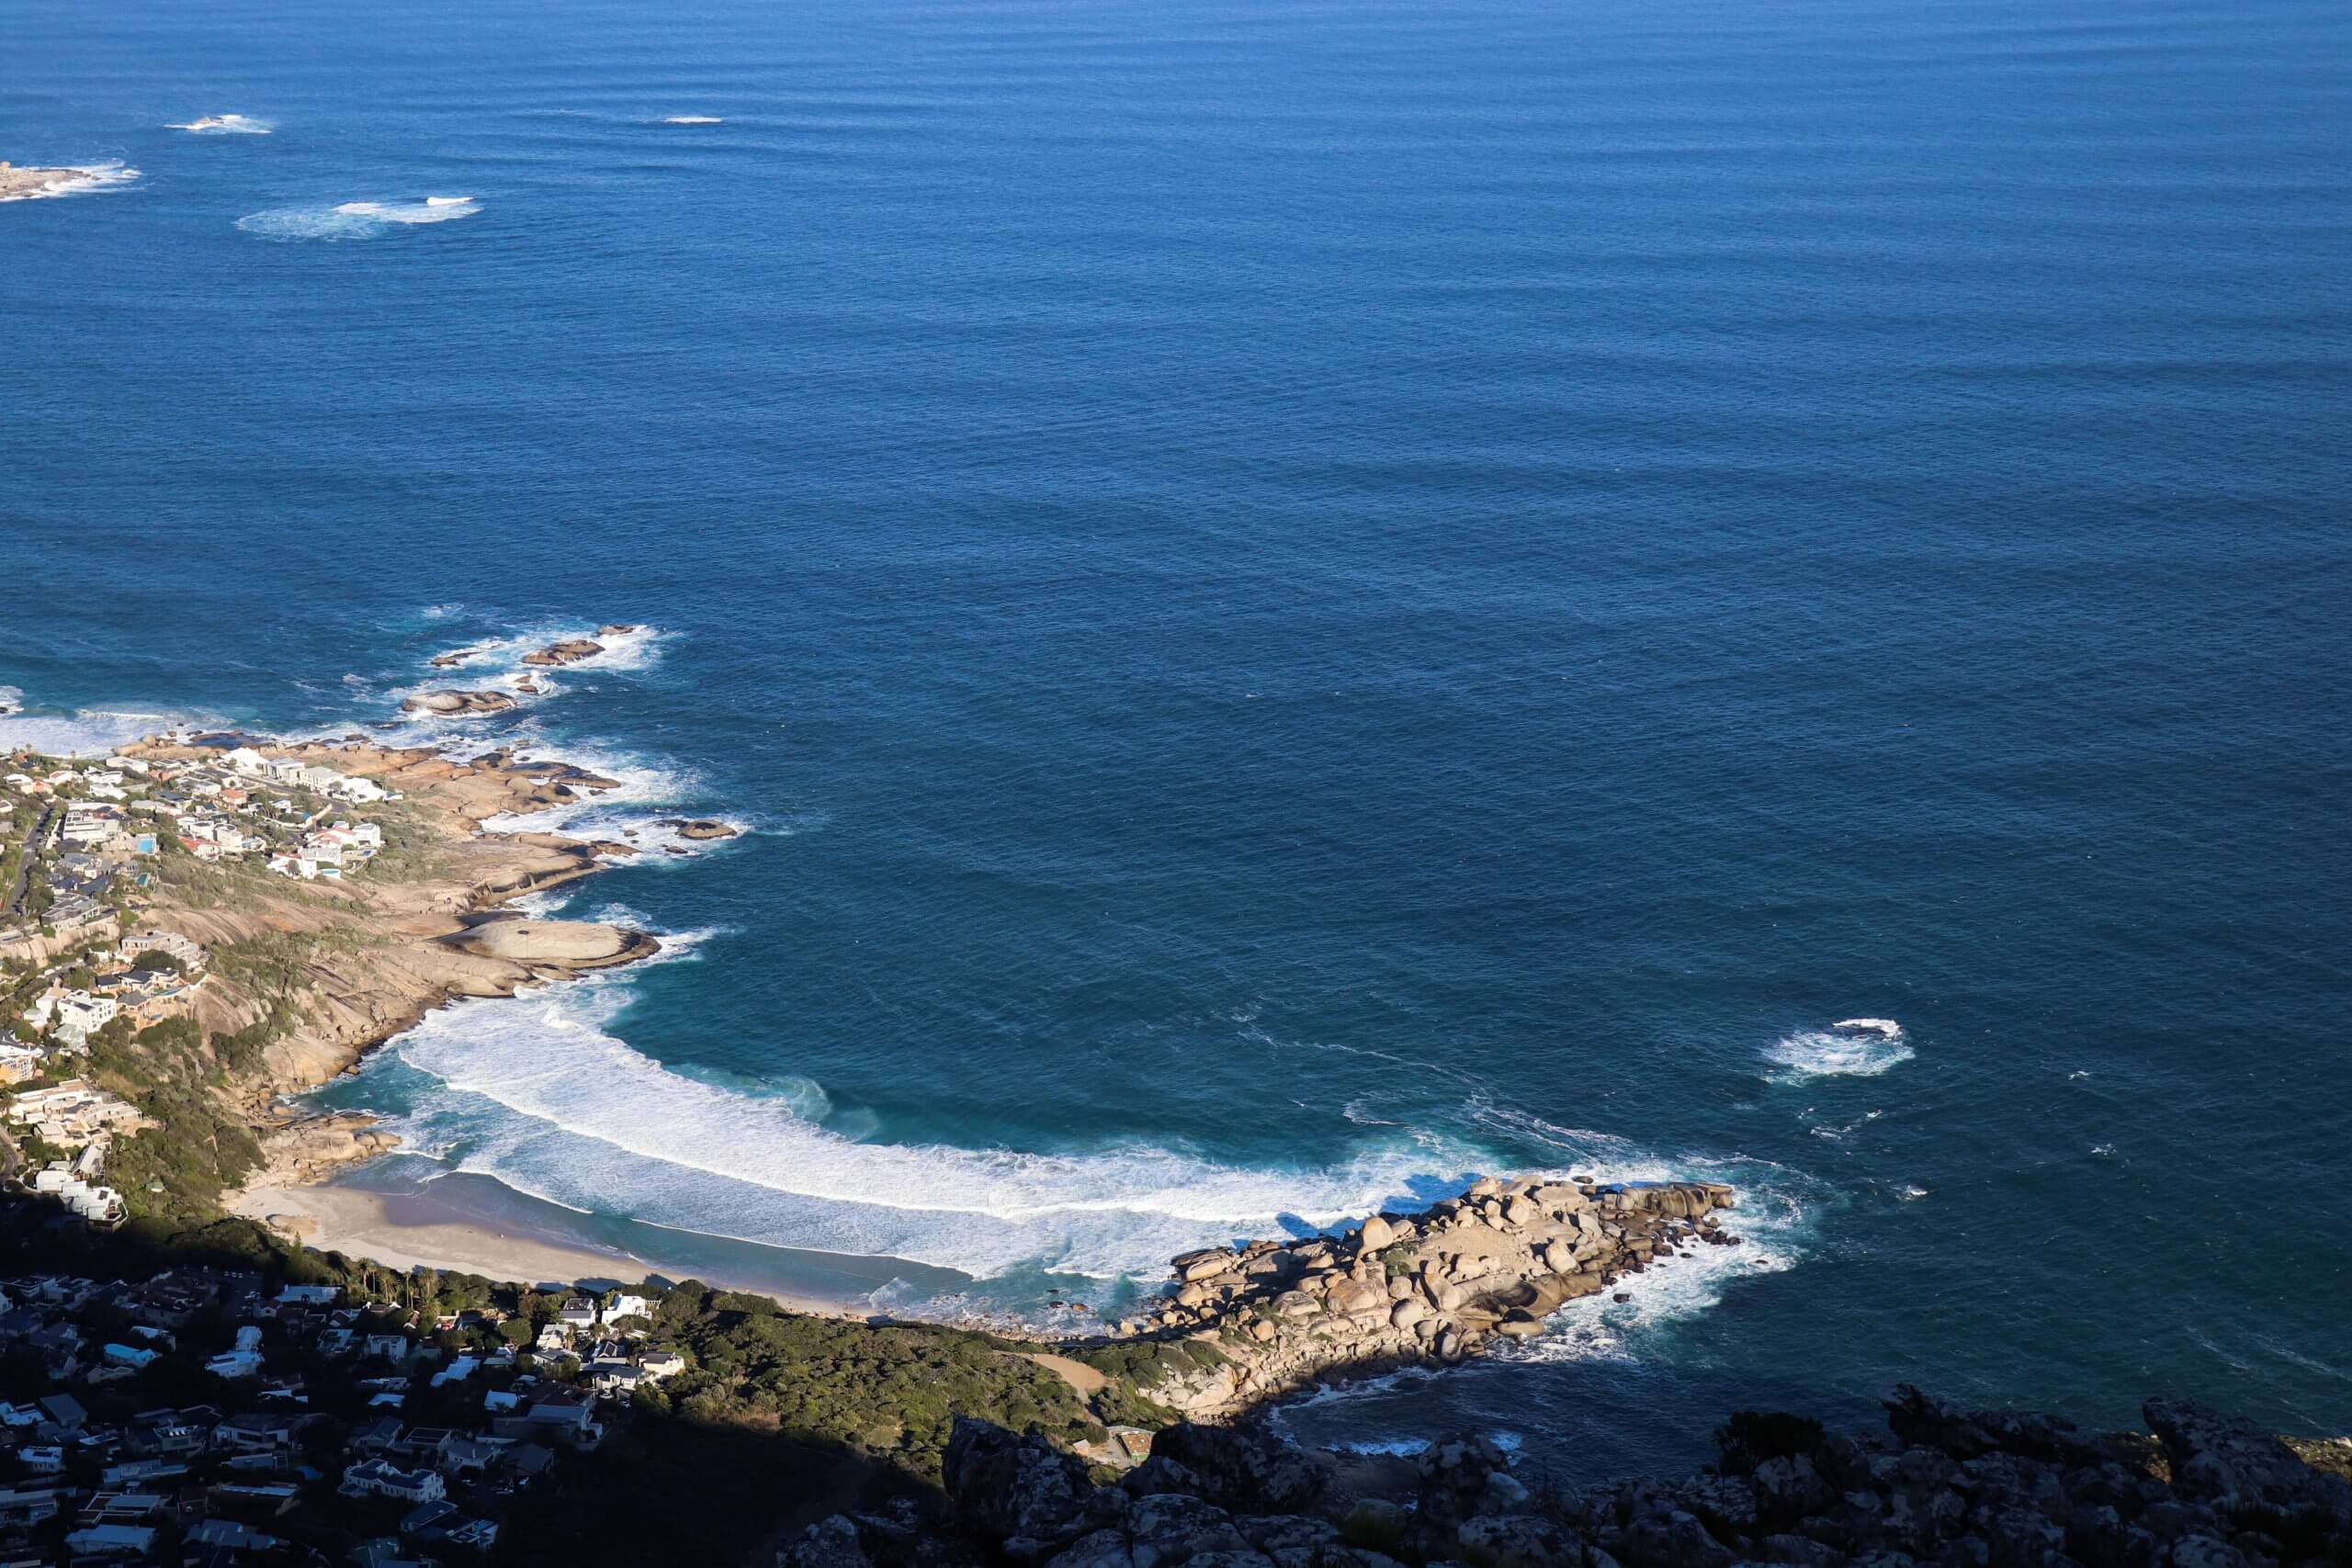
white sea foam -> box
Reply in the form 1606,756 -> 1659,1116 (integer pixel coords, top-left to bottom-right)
364,962 -> 1490,1280
0,706 -> 217,756
169,114 -> 273,134
1761,1023 -> 1915,1083
420,621 -> 666,685
237,197 -> 481,241
1,162 -> 140,202
1503,1184 -> 1804,1365
662,116 -> 724,124
0,687 -> 20,717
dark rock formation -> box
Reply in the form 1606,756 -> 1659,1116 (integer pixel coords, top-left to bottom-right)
785,1390 -> 2352,1568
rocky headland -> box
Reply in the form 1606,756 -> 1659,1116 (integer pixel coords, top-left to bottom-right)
799,1384 -> 2352,1568
1103,1175 -> 1736,1420
107,732 -> 654,1192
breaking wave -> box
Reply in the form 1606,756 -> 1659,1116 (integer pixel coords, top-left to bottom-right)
1506,1181 -> 1804,1363
1760,1023 -> 1915,1083
236,197 -> 481,241
169,114 -> 273,134
363,964 -> 1489,1280
0,705 -> 219,756
662,115 -> 725,125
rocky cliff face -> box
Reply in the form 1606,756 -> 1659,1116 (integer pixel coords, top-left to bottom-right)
787,1387 -> 2352,1568
1122,1175 -> 1738,1419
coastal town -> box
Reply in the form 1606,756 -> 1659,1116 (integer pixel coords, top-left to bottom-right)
0,1255 -> 721,1564
1,743 -> 409,1240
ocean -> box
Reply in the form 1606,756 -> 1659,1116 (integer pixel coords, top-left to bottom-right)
5,0 -> 2347,1477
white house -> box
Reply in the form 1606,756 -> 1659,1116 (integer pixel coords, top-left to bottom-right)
52,994 -> 121,1047
603,1292 -> 651,1325
205,1349 -> 264,1379
340,1460 -> 446,1504
223,748 -> 269,777
120,931 -> 205,969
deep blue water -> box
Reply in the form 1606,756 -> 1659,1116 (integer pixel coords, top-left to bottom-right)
6,0 -> 2348,1476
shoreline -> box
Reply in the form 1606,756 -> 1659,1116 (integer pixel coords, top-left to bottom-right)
229,1179 -> 879,1322
135,716 -> 958,1326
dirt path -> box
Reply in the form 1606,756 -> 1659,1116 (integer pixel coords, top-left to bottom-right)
1013,1350 -> 1107,1399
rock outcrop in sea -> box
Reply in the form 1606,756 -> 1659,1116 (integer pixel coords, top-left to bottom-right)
659,816 -> 741,840
786,1387 -> 2352,1568
401,688 -> 518,716
523,637 -> 605,667
1108,1175 -> 1737,1419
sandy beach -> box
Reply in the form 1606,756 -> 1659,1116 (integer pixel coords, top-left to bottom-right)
232,1179 -> 871,1320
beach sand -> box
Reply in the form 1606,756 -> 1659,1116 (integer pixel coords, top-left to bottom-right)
232,1179 -> 869,1320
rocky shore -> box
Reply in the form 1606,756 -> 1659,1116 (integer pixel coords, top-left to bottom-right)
113,733 -> 650,1139
788,1386 -> 2352,1568
0,160 -> 119,201
1107,1175 -> 1736,1419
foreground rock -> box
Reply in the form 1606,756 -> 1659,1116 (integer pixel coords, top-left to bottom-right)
1112,1175 -> 1737,1418
787,1389 -> 2352,1568
248,1111 -> 401,1185
401,688 -> 517,716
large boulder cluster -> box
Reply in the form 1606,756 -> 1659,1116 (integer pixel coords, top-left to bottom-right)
786,1388 -> 2352,1568
1125,1175 -> 1739,1418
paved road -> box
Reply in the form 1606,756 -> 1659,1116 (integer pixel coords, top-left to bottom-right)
3,801 -> 58,919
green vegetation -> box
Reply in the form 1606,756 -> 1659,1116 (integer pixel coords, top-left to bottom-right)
81,1015 -> 263,1221
1070,1334 -> 1228,1391
641,1283 -> 1102,1475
